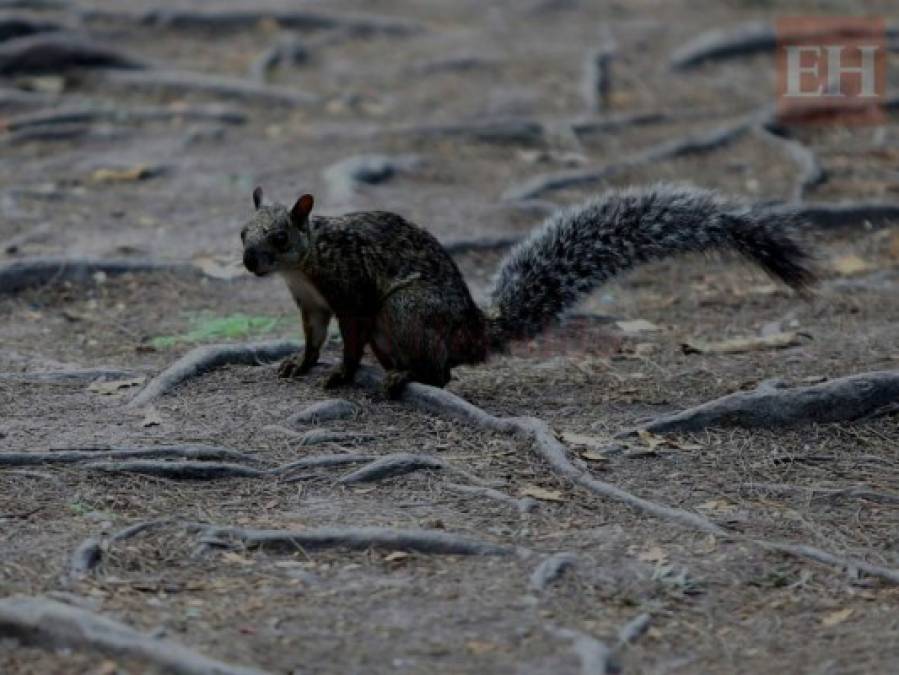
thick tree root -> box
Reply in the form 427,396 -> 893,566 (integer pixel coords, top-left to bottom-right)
195,525 -> 514,556
127,341 -> 300,408
779,201 -> 899,230
548,625 -> 616,675
0,256 -> 195,295
84,461 -> 268,480
337,452 -> 494,487
0,445 -> 262,466
444,483 -> 539,513
0,32 -> 146,75
323,153 -> 422,203
3,104 -> 246,132
637,370 -> 899,433
93,69 -> 319,107
0,16 -> 59,43
531,551 -> 578,590
503,114 -> 757,200
442,235 -> 526,256
0,596 -> 270,675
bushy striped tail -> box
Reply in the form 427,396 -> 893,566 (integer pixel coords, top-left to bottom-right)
487,183 -> 814,348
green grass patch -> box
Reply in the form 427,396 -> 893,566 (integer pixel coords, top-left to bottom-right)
151,313 -> 285,349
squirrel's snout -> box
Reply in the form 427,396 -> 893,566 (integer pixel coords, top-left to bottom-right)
243,249 -> 270,275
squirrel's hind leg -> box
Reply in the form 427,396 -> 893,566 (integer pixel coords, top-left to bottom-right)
324,315 -> 373,389
279,306 -> 332,378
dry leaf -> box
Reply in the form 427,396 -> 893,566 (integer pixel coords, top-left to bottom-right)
191,255 -> 247,280
580,451 -> 608,462
384,551 -> 409,563
90,165 -> 157,184
695,498 -> 735,513
831,254 -> 875,276
616,319 -> 660,334
637,545 -> 668,564
682,331 -> 803,355
520,485 -> 565,502
140,407 -> 162,428
561,431 -> 607,451
638,430 -> 665,450
221,552 -> 254,566
821,608 -> 854,627
87,377 -> 145,395
466,640 -> 500,655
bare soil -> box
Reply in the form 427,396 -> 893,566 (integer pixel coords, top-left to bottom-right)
1,1 -> 898,673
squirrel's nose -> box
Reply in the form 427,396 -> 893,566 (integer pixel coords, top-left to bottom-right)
243,249 -> 258,273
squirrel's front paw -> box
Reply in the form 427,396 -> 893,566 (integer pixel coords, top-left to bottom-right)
278,354 -> 313,379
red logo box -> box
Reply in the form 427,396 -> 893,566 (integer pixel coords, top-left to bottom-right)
775,17 -> 886,125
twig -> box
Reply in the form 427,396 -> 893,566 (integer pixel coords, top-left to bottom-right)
531,551 -> 577,590
0,32 -> 146,75
581,44 -> 615,114
92,69 -> 319,107
0,256 -> 196,295
127,341 -> 300,408
742,482 -> 899,505
0,595 -> 270,675
84,461 -> 268,480
444,483 -> 538,513
0,445 -> 262,466
195,525 -> 514,556
337,452 -> 493,487
636,370 -> 899,433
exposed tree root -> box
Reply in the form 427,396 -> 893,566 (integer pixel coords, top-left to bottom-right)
503,113 -> 757,200
266,425 -> 377,446
0,445 -> 261,466
531,551 -> 578,590
323,153 -> 422,203
637,370 -> 899,433
742,482 -> 899,505
337,452 -> 494,487
3,104 -> 246,132
69,519 -> 172,578
276,453 -> 376,478
780,201 -> 899,230
671,21 -> 899,70
249,33 -> 308,81
548,625 -> 616,675
0,595 -> 270,675
0,32 -> 146,75
756,126 -> 825,201
444,483 -> 538,513
287,398 -> 360,427
0,368 -> 139,383
81,7 -> 422,36
0,256 -> 197,295
386,117 -> 545,145
84,461 -> 267,480
443,235 -> 525,255
93,69 -> 319,107
195,525 -> 514,556
0,16 -> 59,43
127,341 -> 300,408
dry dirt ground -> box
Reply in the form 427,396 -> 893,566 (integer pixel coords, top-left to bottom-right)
1,1 -> 899,673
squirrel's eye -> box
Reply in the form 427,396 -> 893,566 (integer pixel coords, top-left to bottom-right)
268,231 -> 289,250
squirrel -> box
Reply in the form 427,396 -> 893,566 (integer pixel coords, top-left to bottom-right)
240,183 -> 814,397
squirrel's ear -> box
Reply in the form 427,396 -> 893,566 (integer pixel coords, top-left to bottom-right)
291,194 -> 314,222
252,186 -> 263,210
